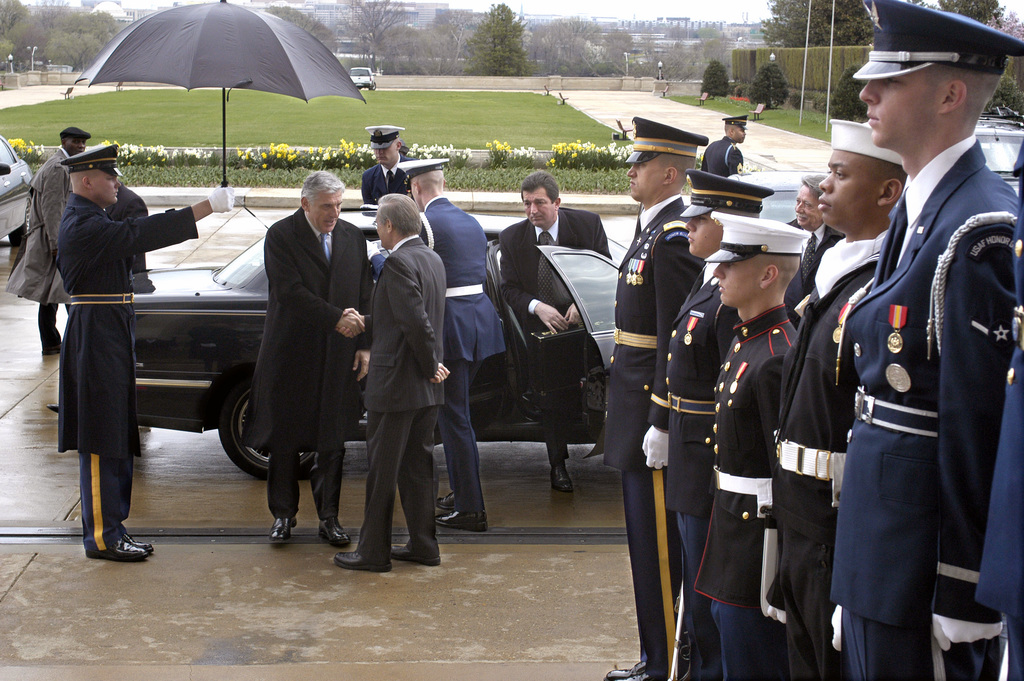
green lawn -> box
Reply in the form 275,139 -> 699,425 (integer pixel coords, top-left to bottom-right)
670,96 -> 831,142
2,89 -> 614,149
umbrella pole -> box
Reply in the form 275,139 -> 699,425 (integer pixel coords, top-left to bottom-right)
221,87 -> 228,187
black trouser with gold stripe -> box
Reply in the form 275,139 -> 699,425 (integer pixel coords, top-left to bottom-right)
78,453 -> 133,551
622,468 -> 682,681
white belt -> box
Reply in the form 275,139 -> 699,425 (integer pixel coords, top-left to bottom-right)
714,467 -> 773,518
777,441 -> 843,481
446,284 -> 484,298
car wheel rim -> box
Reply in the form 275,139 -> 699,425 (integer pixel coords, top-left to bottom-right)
233,393 -> 268,467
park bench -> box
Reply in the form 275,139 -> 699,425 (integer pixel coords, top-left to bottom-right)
613,119 -> 633,141
62,87 -> 73,100
698,92 -> 709,105
116,82 -> 124,91
557,92 -> 569,105
543,85 -> 550,96
656,83 -> 669,97
749,103 -> 766,120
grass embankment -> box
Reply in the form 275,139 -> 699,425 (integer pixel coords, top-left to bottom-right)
670,95 -> 831,142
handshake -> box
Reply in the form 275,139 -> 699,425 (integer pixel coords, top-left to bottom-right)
336,308 -> 364,338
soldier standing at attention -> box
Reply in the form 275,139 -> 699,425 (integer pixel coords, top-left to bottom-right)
773,120 -> 905,680
604,117 -> 708,681
692,213 -> 806,680
830,1 -> 1024,677
700,116 -> 746,178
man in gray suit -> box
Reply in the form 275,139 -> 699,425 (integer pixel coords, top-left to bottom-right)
334,193 -> 449,573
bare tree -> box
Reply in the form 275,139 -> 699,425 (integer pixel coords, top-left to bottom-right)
346,0 -> 407,72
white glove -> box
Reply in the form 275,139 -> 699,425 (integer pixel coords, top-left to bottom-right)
366,240 -> 382,260
208,186 -> 235,213
931,614 -> 1002,651
642,426 -> 669,469
765,604 -> 787,623
832,606 -> 842,651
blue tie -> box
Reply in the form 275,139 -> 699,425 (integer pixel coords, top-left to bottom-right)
321,232 -> 331,261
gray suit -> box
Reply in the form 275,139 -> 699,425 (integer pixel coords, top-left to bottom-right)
357,237 -> 446,563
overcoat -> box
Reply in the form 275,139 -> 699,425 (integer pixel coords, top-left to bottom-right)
243,209 -> 372,454
6,150 -> 71,304
57,193 -> 199,459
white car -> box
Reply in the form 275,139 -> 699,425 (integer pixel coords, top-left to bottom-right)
349,67 -> 376,91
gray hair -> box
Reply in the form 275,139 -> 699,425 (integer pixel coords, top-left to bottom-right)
301,171 -> 345,201
801,173 -> 827,199
378,194 -> 422,237
521,170 -> 560,201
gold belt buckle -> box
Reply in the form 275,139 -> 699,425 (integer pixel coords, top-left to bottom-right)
815,450 -> 831,481
794,444 -> 806,476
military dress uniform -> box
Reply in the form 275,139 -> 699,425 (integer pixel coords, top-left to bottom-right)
360,125 -> 414,206
977,141 -> 1024,681
699,117 -> 746,178
56,146 -> 203,557
605,118 -> 707,681
829,3 -> 1024,677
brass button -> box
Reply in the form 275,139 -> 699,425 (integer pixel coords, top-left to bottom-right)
713,444 -> 718,454
719,382 -> 725,392
610,356 -> 615,363
715,403 -> 720,413
724,361 -> 731,371
705,437 -> 711,444
666,377 -> 670,385
619,273 -> 622,279
1016,239 -> 1023,258
643,385 -> 649,391
772,329 -> 780,335
727,399 -> 733,407
854,343 -> 862,357
667,353 -> 672,361
672,330 -> 677,337
741,327 -> 748,337
1009,367 -> 1016,385
742,511 -> 750,520
734,342 -> 742,352
712,424 -> 718,433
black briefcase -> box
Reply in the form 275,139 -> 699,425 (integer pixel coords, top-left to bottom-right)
527,326 -> 587,395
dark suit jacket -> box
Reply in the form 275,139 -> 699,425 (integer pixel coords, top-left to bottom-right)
364,238 -> 446,413
784,224 -> 843,321
243,209 -> 373,453
499,207 -> 610,329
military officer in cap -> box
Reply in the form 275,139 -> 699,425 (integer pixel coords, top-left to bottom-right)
604,117 -> 708,681
399,158 -> 505,533
692,213 -> 805,680
360,125 -> 414,206
773,120 -> 905,680
978,133 -> 1024,681
830,1 -> 1024,677
661,170 -> 773,680
700,116 -> 746,178
57,144 -> 234,561
6,125 -> 90,354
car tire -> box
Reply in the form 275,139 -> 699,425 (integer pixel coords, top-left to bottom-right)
370,83 -> 376,91
217,378 -> 314,480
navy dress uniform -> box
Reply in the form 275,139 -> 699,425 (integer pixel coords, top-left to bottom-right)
692,213 -> 806,681
773,120 -> 904,681
360,125 -> 413,206
700,116 -> 745,178
664,170 -> 772,680
56,145 -> 228,561
605,118 -> 708,681
830,3 -> 1024,677
399,159 -> 505,529
977,139 -> 1024,681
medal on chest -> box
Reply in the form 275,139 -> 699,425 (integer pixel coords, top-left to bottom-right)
730,361 -> 748,394
684,315 -> 699,345
627,257 -> 647,286
887,304 -> 907,353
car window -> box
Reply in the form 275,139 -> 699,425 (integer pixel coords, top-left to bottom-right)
760,190 -> 798,224
214,238 -> 264,288
977,132 -> 1022,175
0,138 -> 16,166
350,68 -> 371,76
544,249 -> 617,333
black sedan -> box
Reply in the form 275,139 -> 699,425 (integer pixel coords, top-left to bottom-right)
132,210 -> 624,478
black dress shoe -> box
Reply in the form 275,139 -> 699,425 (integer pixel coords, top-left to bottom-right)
333,551 -> 391,572
436,491 -> 455,511
550,464 -> 574,492
435,510 -> 487,532
269,517 -> 295,542
391,545 -> 441,566
85,536 -> 148,562
122,533 -> 153,555
605,661 -> 646,681
318,518 -> 351,547
42,344 -> 61,356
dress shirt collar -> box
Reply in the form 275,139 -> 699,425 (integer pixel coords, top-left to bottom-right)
390,234 -> 420,252
639,194 -> 680,230
304,213 -> 329,244
535,215 -> 560,244
424,195 -> 444,211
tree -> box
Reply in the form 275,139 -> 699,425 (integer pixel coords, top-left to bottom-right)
990,9 -> 1024,40
937,0 -> 1001,23
830,64 -> 868,122
0,0 -> 28,39
265,6 -> 334,48
702,60 -> 729,97
46,11 -> 117,69
989,70 -> 1024,114
465,3 -> 530,77
347,0 -> 407,72
749,62 -> 789,108
763,0 -> 872,48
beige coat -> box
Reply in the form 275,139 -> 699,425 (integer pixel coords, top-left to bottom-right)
6,150 -> 71,304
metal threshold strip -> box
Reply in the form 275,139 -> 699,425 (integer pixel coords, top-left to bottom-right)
0,526 -> 627,546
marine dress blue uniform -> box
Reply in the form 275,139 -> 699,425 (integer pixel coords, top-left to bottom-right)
57,178 -> 200,555
604,118 -> 707,681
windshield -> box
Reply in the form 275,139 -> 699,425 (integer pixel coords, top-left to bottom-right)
213,238 -> 264,288
978,132 -> 1023,174
547,250 -> 617,333
350,68 -> 371,77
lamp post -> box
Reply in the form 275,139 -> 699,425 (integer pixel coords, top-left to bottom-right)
624,52 -> 629,76
7,54 -> 12,74
28,46 -> 37,72
658,60 -> 664,80
769,52 -> 776,62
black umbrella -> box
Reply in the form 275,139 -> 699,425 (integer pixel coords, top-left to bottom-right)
77,0 -> 365,186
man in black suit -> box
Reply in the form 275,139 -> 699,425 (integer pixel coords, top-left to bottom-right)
499,170 -> 610,492
243,171 -> 373,547
334,193 -> 449,573
784,174 -> 843,321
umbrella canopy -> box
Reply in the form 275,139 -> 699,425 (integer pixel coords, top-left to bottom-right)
77,0 -> 365,184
